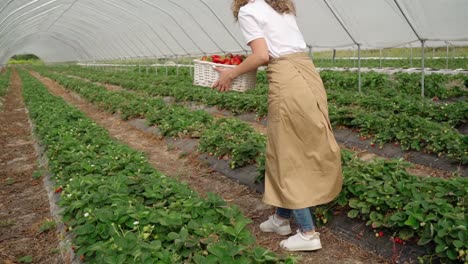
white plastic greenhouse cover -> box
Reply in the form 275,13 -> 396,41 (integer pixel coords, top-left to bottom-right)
1,0 -> 468,65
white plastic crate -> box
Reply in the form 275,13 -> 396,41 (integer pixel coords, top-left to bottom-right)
193,59 -> 257,92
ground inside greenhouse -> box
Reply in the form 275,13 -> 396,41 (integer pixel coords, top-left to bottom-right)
3,68 -> 456,263
0,71 -> 61,264
29,70 -> 393,263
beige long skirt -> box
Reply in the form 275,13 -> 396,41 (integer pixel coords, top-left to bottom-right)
263,52 -> 343,209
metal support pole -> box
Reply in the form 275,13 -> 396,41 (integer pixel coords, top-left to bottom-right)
176,56 -> 179,76
165,57 -> 168,77
421,40 -> 426,98
323,0 -> 359,70
353,48 -> 356,68
452,45 -> 455,63
358,44 -> 362,94
146,58 -> 149,75
332,49 -> 336,66
138,58 -> 141,74
379,49 -> 382,68
189,56 -> 193,77
155,58 -> 158,76
410,46 -> 413,67
446,43 -> 449,69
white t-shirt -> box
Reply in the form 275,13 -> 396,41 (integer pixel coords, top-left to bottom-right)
238,0 -> 306,58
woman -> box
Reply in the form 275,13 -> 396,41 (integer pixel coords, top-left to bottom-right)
212,0 -> 343,251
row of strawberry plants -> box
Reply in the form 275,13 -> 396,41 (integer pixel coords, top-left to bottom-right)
312,57 -> 468,71
47,65 -> 269,117
34,69 -> 266,170
0,67 -> 11,97
44,65 -> 468,125
255,70 -> 467,99
31,68 -> 468,262
257,70 -> 467,127
325,89 -> 467,128
328,105 -> 467,163
45,66 -> 467,164
129,65 -> 467,99
47,66 -> 464,131
337,153 -> 467,263
318,70 -> 467,99
50,66 -> 467,127
120,58 -> 468,75
28,68 -> 468,263
19,69 -> 290,263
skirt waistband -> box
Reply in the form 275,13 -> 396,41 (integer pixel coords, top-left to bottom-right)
268,52 -> 309,64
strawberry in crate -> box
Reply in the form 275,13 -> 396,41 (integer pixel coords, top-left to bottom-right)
194,53 -> 255,92
201,54 -> 245,65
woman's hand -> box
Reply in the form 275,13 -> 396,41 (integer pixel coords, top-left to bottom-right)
212,67 -> 235,92
212,38 -> 269,92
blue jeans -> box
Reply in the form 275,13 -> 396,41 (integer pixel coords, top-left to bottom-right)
276,207 -> 315,232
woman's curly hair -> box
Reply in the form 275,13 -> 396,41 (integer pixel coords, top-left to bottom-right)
232,0 -> 296,20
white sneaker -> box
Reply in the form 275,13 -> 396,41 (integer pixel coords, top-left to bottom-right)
280,230 -> 322,251
259,215 -> 292,235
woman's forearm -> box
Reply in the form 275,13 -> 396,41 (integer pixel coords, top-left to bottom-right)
229,52 -> 269,79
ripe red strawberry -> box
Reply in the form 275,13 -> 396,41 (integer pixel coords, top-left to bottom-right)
211,55 -> 222,64
232,57 -> 241,65
370,143 -> 375,148
378,231 -> 384,237
54,187 -> 63,193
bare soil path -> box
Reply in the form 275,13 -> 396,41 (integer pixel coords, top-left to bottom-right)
0,70 -> 61,264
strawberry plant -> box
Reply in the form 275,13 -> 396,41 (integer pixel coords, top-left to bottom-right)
43,66 -> 269,117
339,154 -> 467,263
40,66 -> 467,163
146,105 -> 213,137
199,118 -> 266,169
351,111 -> 467,163
393,72 -> 466,99
19,69 -> 293,263
42,65 -> 467,163
320,70 -> 467,99
33,69 -> 267,168
28,65 -> 468,262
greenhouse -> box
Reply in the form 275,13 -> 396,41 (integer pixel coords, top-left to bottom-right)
0,0 -> 467,263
